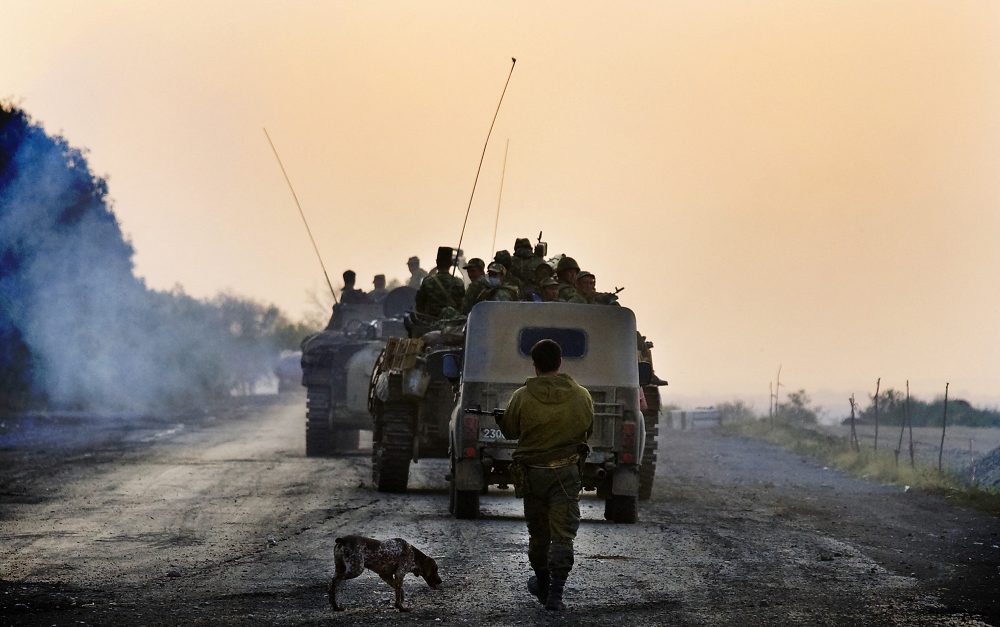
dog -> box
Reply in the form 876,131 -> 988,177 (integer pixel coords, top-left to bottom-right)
329,535 -> 442,612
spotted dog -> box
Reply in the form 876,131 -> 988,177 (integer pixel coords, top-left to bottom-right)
329,535 -> 442,612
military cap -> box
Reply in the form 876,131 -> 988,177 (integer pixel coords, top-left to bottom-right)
514,237 -> 532,250
373,274 -> 385,282
436,246 -> 454,262
577,271 -> 595,281
487,262 -> 507,275
407,256 -> 420,265
462,257 -> 486,270
540,276 -> 559,287
556,256 -> 580,272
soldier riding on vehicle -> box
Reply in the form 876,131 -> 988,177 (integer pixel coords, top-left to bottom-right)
461,258 -> 489,314
477,262 -> 519,303
415,247 -> 465,320
555,257 -> 586,303
406,256 -> 428,290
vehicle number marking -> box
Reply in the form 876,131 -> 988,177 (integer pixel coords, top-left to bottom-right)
480,427 -> 505,442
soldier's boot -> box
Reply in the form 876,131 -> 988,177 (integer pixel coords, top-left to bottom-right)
545,574 -> 567,611
527,569 -> 549,604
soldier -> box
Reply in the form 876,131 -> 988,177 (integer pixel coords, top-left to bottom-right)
461,258 -> 489,314
406,256 -> 428,290
493,250 -> 523,294
340,270 -> 372,304
579,271 -> 621,306
539,276 -> 560,302
476,262 -> 519,303
555,257 -> 586,303
576,271 -> 596,304
521,258 -> 554,302
369,274 -> 389,303
511,237 -> 535,283
499,339 -> 594,611
414,247 -> 465,319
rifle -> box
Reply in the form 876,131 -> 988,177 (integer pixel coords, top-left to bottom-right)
464,406 -> 505,422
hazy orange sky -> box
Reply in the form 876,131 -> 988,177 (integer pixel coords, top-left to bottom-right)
4,1 -> 999,414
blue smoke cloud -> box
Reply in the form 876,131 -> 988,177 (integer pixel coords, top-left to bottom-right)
0,103 -> 282,411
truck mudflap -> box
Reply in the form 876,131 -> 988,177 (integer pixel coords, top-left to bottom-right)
611,465 -> 640,496
454,457 -> 483,491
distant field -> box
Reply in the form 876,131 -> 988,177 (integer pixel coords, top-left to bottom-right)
823,423 -> 1000,479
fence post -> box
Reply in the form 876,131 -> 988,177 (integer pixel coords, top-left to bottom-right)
907,380 -> 915,468
937,382 -> 949,472
849,394 -> 860,452
873,378 -> 881,451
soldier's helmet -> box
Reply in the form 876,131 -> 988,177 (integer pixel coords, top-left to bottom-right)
556,256 -> 580,272
514,237 -> 532,256
343,269 -> 357,282
577,270 -> 595,281
540,276 -> 559,287
493,250 -> 513,270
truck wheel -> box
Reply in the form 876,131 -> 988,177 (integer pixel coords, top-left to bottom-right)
453,488 -> 480,520
604,495 -> 638,524
305,385 -> 333,457
371,402 -> 414,493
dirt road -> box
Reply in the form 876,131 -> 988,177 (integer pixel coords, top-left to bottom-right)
2,397 -> 998,625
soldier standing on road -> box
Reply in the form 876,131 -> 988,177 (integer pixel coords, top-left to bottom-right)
461,258 -> 489,314
499,339 -> 594,611
406,256 -> 428,290
414,247 -> 465,319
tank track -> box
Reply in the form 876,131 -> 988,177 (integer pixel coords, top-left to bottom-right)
305,385 -> 333,457
371,401 -> 414,493
638,385 -> 660,500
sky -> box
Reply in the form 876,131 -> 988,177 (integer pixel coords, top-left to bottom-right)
4,1 -> 1000,414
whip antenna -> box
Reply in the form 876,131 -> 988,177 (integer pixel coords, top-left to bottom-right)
454,57 -> 517,274
490,138 -> 510,254
263,127 -> 338,304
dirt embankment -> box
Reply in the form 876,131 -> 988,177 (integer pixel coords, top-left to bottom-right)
2,398 -> 998,626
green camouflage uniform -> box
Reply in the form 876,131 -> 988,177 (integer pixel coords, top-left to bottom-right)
501,374 -> 594,578
557,282 -> 586,304
462,276 -> 490,313
415,271 -> 465,319
477,283 -> 519,303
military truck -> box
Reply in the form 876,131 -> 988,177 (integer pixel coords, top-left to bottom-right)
300,287 -> 415,456
367,301 -> 660,523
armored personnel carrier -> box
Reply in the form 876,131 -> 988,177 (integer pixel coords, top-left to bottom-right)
367,300 -> 661,523
300,287 -> 415,456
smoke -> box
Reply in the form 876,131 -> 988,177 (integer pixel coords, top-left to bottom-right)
0,103 -> 286,412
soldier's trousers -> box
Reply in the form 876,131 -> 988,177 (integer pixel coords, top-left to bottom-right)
522,464 -> 582,577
